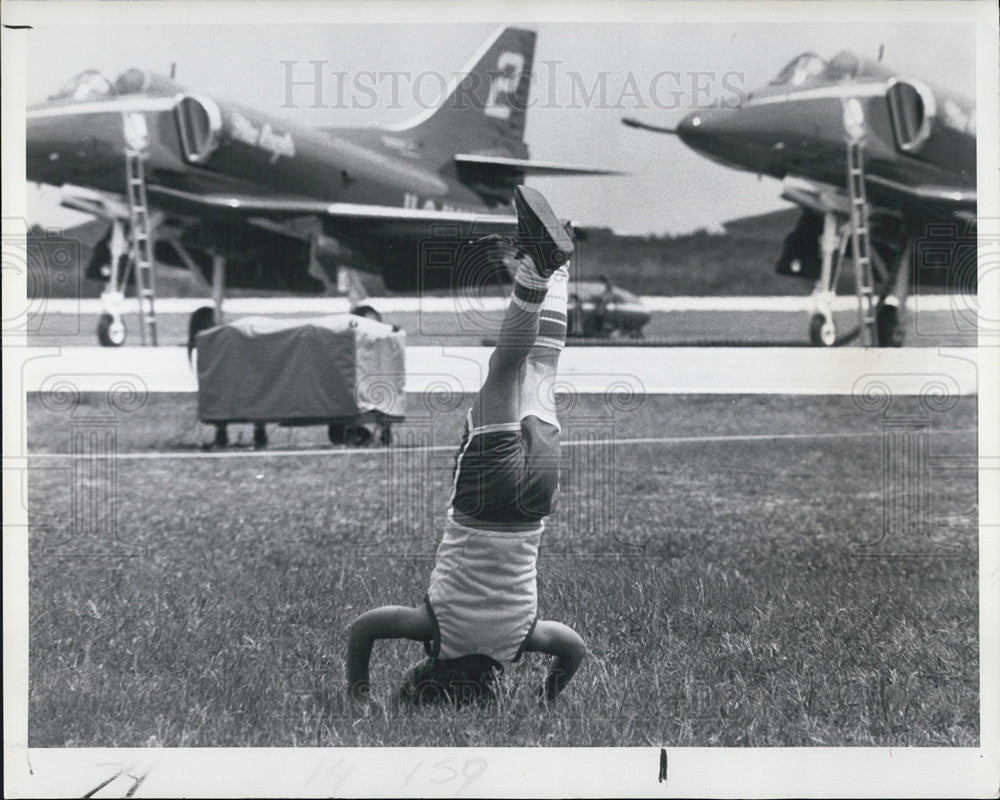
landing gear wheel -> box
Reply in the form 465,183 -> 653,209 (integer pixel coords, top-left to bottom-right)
213,424 -> 229,448
253,423 -> 268,449
97,313 -> 126,347
809,313 -> 837,347
875,303 -> 903,347
350,305 -> 382,322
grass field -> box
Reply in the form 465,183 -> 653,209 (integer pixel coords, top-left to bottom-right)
26,393 -> 978,747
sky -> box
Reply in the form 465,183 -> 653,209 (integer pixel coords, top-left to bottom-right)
18,11 -> 980,235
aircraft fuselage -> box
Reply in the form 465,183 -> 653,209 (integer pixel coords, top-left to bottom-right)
27,89 -> 490,216
673,53 -> 976,229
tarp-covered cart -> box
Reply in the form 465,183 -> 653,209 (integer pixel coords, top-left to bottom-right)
196,315 -> 405,448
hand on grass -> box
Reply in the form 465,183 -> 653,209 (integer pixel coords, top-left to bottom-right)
348,682 -> 369,700
536,684 -> 558,707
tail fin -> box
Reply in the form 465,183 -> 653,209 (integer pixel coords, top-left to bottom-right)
387,26 -> 535,161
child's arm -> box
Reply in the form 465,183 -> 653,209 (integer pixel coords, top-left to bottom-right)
523,619 -> 587,702
346,604 -> 432,700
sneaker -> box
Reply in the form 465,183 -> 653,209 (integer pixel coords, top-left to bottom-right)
514,186 -> 575,278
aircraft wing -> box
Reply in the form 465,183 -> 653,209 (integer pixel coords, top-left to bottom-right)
145,184 -> 517,236
454,154 -> 626,177
57,185 -> 133,220
779,176 -> 851,217
864,175 -> 977,206
318,201 -> 518,244
780,174 -> 976,219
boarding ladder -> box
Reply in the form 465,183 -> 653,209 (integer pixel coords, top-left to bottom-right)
845,137 -> 877,346
124,147 -> 158,345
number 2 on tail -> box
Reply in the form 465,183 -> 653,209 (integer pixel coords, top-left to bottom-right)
485,52 -> 525,120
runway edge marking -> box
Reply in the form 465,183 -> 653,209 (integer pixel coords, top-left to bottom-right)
19,346 -> 980,395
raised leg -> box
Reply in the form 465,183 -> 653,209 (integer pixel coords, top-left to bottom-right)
520,264 -> 569,427
471,249 -> 554,427
470,260 -> 569,428
471,187 -> 574,428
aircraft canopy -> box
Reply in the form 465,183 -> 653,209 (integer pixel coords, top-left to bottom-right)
49,68 -> 180,101
769,51 -> 863,87
50,70 -> 115,101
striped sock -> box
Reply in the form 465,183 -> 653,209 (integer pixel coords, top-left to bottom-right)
511,258 -> 550,313
535,265 -> 569,351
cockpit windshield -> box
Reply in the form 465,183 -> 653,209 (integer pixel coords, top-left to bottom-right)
113,68 -> 156,95
48,68 -> 165,101
49,70 -> 115,101
769,51 -> 866,87
823,50 -> 862,81
769,53 -> 826,87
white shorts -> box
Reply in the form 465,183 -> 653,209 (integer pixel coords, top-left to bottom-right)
424,512 -> 541,664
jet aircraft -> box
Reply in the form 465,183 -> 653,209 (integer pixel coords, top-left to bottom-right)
624,49 -> 976,346
27,26 -> 619,346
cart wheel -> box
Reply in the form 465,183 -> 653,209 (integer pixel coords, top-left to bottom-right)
347,425 -> 373,447
328,423 -> 346,445
253,423 -> 268,449
214,424 -> 229,448
378,424 -> 392,447
351,305 -> 382,322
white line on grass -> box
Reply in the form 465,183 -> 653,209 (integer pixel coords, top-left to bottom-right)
23,428 -> 975,460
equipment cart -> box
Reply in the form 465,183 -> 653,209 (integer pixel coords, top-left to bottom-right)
196,315 -> 405,448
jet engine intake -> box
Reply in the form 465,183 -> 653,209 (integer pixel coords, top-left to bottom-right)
886,78 -> 936,154
175,94 -> 223,164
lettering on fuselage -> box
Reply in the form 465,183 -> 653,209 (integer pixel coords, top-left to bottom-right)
229,111 -> 296,163
381,135 -> 421,159
403,192 -> 471,212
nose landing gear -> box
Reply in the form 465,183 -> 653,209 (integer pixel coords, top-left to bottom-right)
97,296 -> 127,347
809,312 -> 837,348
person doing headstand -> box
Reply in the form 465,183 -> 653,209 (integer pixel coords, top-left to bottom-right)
346,186 -> 586,706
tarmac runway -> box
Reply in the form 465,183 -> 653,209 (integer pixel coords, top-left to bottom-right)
11,295 -> 982,401
15,294 -> 982,348
16,345 -> 980,395
21,295 -> 975,315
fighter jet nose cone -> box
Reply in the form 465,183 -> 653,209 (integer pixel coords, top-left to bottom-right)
677,108 -> 739,158
676,112 -> 704,146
